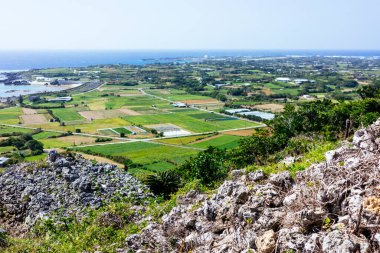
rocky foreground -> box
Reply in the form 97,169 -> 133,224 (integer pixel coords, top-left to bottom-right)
127,119 -> 380,253
0,151 -> 150,236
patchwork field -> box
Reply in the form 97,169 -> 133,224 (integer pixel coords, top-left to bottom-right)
79,109 -> 131,120
189,134 -> 241,149
51,108 -> 85,122
22,108 -> 38,115
124,110 -> 259,133
21,114 -> 49,124
72,141 -> 199,178
0,126 -> 34,135
223,128 -> 256,136
40,135 -> 100,149
0,107 -> 23,124
252,103 -> 284,113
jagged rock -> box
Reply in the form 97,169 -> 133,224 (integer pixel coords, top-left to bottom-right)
322,230 -> 370,253
230,169 -> 245,178
255,230 -> 276,253
123,119 -> 380,252
268,171 -> 293,190
247,170 -> 265,182
277,227 -> 307,251
0,153 -> 151,234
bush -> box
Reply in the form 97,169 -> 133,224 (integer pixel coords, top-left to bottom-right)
145,170 -> 181,199
176,146 -> 228,187
0,229 -> 8,248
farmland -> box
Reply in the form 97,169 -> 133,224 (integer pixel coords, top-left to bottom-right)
72,141 -> 200,178
1,55 -> 374,179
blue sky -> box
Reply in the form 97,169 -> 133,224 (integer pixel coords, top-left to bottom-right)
0,0 -> 379,50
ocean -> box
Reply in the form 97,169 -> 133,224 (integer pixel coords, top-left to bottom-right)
0,50 -> 379,98
0,50 -> 379,71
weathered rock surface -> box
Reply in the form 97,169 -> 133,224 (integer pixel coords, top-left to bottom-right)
0,151 -> 150,235
126,119 -> 380,252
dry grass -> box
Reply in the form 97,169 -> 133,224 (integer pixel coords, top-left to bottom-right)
21,114 -> 49,124
76,152 -> 124,168
252,103 -> 284,113
22,108 -> 38,115
223,129 -> 256,136
179,99 -> 219,105
118,108 -> 141,116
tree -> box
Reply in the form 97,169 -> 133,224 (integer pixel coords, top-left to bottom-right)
357,81 -> 380,99
25,140 -> 44,155
145,170 -> 181,199
18,95 -> 23,105
177,146 -> 228,186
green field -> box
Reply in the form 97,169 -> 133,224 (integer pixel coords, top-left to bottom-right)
124,110 -> 259,133
72,141 -> 199,177
32,131 -> 62,140
0,126 -> 34,135
113,127 -> 132,134
0,146 -> 15,154
0,107 -> 22,124
148,89 -> 212,101
189,134 -> 242,149
51,108 -> 85,122
155,134 -> 214,145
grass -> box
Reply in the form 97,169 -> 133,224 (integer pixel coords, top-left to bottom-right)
113,127 -> 132,134
32,131 -> 62,140
246,141 -> 338,177
51,108 -> 85,122
271,88 -> 300,96
155,134 -> 214,145
148,89 -> 211,101
189,134 -> 242,149
24,153 -> 47,162
0,126 -> 34,135
188,113 -> 233,121
72,141 -> 199,178
0,146 -> 15,154
124,110 -> 259,133
98,129 -> 118,136
0,107 -> 22,124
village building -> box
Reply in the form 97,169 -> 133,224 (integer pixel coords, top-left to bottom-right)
275,77 -> 291,83
0,157 -> 10,167
48,96 -> 72,102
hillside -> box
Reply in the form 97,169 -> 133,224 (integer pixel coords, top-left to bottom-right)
0,119 -> 379,252
126,119 -> 380,252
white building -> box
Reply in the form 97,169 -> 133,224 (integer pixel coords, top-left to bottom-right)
275,77 -> 291,83
0,157 -> 10,167
172,102 -> 187,108
48,96 -> 72,102
225,108 -> 250,114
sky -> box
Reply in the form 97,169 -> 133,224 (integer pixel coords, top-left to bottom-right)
0,0 -> 379,50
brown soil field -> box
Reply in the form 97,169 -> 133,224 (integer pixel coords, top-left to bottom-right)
79,108 -> 140,120
179,99 -> 219,104
59,136 -> 98,146
191,134 -> 220,144
118,108 -> 141,116
22,108 -> 38,115
21,114 -> 49,124
252,103 -> 284,113
261,88 -> 273,95
223,129 -> 256,136
119,93 -> 144,97
76,152 -> 123,168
